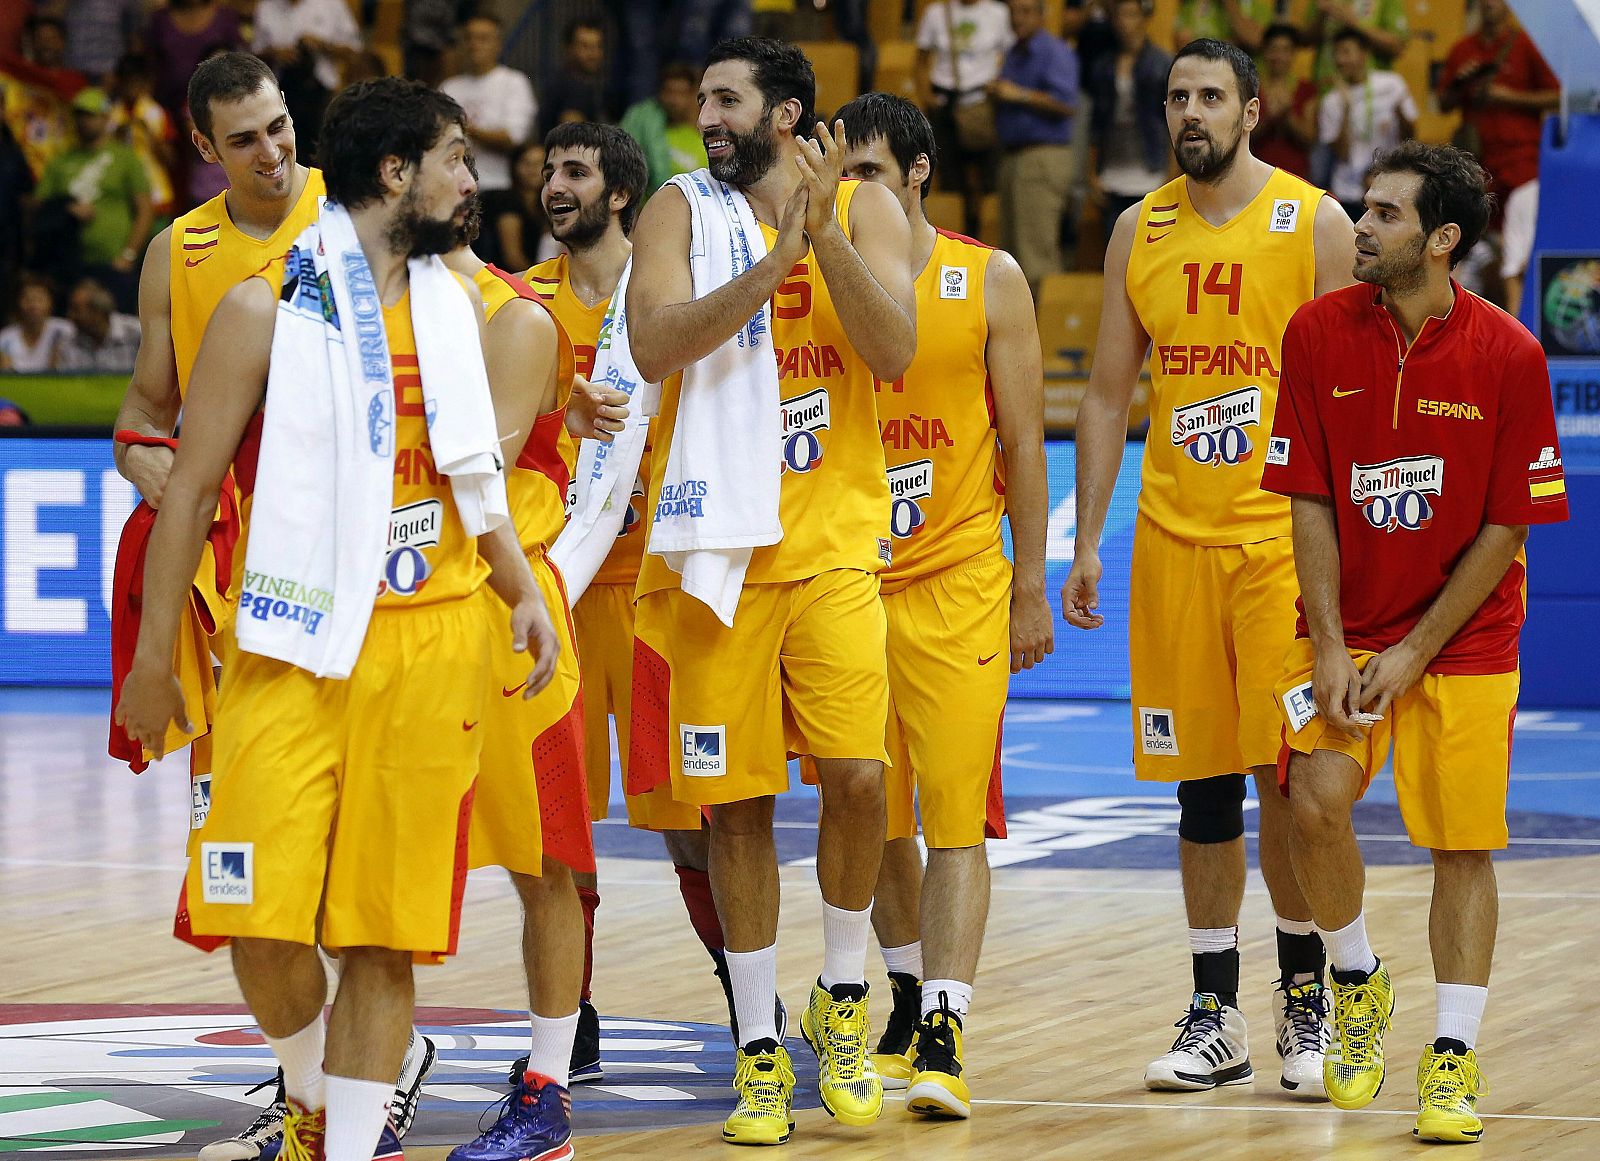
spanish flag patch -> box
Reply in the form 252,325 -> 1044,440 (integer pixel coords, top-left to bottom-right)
1529,475 -> 1566,504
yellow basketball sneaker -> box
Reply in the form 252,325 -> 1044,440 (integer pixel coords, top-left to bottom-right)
1414,1042 -> 1487,1144
869,972 -> 921,1090
1324,962 -> 1396,1110
799,980 -> 882,1126
905,1006 -> 971,1119
722,1039 -> 796,1147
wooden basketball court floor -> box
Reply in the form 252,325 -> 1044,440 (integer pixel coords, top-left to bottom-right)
5,692 -> 1600,1159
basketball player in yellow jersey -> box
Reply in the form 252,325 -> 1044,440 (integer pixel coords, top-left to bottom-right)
116,79 -> 558,1161
836,92 -> 1052,1121
628,38 -> 915,1146
1062,39 -> 1356,1095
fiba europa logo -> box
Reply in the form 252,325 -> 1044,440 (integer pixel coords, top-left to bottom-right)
1350,455 -> 1443,532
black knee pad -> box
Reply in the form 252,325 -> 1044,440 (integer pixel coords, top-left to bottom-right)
1177,773 -> 1247,844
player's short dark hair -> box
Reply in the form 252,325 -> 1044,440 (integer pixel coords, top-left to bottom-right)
1171,37 -> 1259,102
836,91 -> 937,197
462,9 -> 501,29
1261,22 -> 1300,49
564,16 -> 604,46
705,37 -> 816,134
187,51 -> 277,140
1331,26 -> 1369,51
544,121 -> 649,235
1368,141 -> 1494,268
320,78 -> 466,208
659,61 -> 700,88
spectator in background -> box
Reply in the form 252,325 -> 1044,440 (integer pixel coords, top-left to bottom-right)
542,18 -> 615,134
1173,0 -> 1270,54
1086,0 -> 1170,243
917,0 -> 1013,238
1253,22 -> 1317,179
1306,0 -> 1408,90
37,87 -> 151,309
64,0 -> 147,83
0,121 -> 32,311
2,15 -> 85,181
1319,25 -> 1416,220
252,0 -> 362,160
492,139 -> 557,271
1065,1 -> 1118,89
56,276 -> 140,371
108,53 -> 177,221
620,61 -> 707,194
403,0 -> 459,88
993,0 -> 1077,293
1438,0 -> 1559,311
441,12 -> 537,197
830,0 -> 877,96
0,273 -> 70,371
674,0 -> 755,79
146,0 -> 242,128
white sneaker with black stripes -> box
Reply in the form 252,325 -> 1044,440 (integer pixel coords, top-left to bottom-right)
1274,979 -> 1330,1098
1145,992 -> 1253,1091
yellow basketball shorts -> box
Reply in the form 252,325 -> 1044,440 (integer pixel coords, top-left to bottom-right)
184,597 -> 493,956
631,570 -> 891,805
471,550 -> 595,876
574,582 -> 703,832
882,549 -> 1011,847
1128,515 -> 1298,781
1274,639 -> 1517,851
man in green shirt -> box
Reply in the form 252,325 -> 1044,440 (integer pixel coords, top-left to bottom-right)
619,62 -> 707,194
38,86 -> 151,310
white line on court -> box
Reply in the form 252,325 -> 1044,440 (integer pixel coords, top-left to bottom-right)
882,1095 -> 1600,1125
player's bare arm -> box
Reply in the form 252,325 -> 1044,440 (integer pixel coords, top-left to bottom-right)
1359,522 -> 1529,718
802,122 -> 916,381
1062,203 -> 1149,631
1312,194 -> 1359,295
1290,492 -> 1365,739
113,226 -> 181,506
626,181 -> 810,384
986,248 -> 1054,672
114,277 -> 276,755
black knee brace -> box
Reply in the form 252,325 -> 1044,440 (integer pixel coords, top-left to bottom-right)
1177,773 -> 1247,844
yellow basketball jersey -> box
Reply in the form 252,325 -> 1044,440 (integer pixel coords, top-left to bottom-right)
475,264 -> 576,552
170,168 -> 325,396
230,254 -> 487,611
637,180 -> 891,595
879,229 -> 1002,590
1124,169 -> 1320,545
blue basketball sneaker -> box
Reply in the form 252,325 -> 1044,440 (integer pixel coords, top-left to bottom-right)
448,1072 -> 574,1161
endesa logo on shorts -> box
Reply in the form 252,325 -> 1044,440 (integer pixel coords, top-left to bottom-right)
887,458 -> 934,539
781,388 -> 830,473
191,773 -> 212,831
379,498 -> 441,597
1170,386 -> 1261,467
1139,707 -> 1180,756
1350,455 -> 1443,532
680,724 -> 727,778
201,842 -> 253,904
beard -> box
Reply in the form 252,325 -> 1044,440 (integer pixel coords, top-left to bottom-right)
389,182 -> 464,257
707,123 -> 779,187
549,193 -> 611,251
1353,233 -> 1429,294
455,192 -> 483,248
1174,125 -> 1243,183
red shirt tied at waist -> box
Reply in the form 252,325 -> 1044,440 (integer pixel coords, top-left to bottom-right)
1262,281 -> 1568,675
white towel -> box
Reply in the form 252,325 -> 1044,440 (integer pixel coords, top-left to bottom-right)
646,169 -> 783,626
549,258 -> 653,602
237,201 -> 508,678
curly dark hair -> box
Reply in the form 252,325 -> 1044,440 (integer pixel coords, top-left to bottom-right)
319,77 -> 466,208
1369,141 -> 1494,268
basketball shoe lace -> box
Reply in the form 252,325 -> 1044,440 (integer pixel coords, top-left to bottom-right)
821,994 -> 871,1079
277,1103 -> 325,1161
1419,1049 -> 1486,1109
916,1010 -> 962,1077
1332,979 -> 1385,1068
234,1072 -> 288,1144
1168,1004 -> 1226,1055
875,974 -> 919,1056
734,1048 -> 795,1116
1281,982 -> 1330,1054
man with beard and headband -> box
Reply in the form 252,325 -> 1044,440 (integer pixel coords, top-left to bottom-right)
1060,38 -> 1356,1096
627,38 -> 915,1146
441,161 -> 592,1161
517,122 -> 755,1086
834,91 -> 1053,1121
1265,142 -> 1567,1141
115,78 -> 560,1161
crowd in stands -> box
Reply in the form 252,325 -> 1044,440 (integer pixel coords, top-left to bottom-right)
0,0 -> 1562,408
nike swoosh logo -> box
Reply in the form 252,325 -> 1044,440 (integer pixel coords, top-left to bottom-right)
1145,233 -> 1170,243
978,653 -> 1000,666
185,255 -> 211,267
501,681 -> 528,698
462,720 -> 478,731
1332,387 -> 1364,398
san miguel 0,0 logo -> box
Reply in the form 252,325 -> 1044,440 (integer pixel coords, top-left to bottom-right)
1350,455 -> 1444,532
1171,386 -> 1261,467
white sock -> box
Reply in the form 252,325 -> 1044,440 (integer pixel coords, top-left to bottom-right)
818,901 -> 872,990
921,978 -> 973,1021
1435,983 -> 1488,1049
1188,926 -> 1238,954
527,1011 -> 579,1088
264,1018 -> 326,1111
880,940 -> 923,978
725,944 -> 779,1047
323,1074 -> 392,1161
1320,913 -> 1379,976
